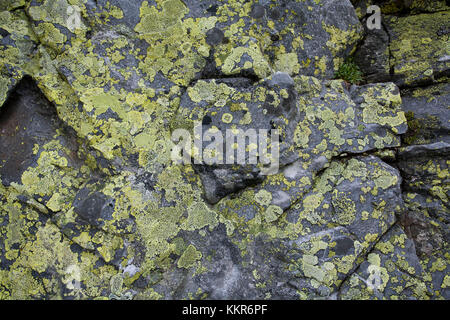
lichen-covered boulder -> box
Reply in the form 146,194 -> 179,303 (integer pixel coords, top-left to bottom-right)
0,0 -> 448,301
339,224 -> 431,300
161,155 -> 405,299
395,81 -> 449,278
352,0 -> 449,16
401,83 -> 450,145
355,7 -> 449,87
0,9 -> 38,107
388,12 -> 450,87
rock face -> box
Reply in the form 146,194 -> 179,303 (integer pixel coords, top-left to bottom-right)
0,0 -> 448,300
354,1 -> 450,87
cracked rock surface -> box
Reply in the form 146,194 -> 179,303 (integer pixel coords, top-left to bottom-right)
0,0 -> 448,299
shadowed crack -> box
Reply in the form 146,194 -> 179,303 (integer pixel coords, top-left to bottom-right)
0,76 -> 82,186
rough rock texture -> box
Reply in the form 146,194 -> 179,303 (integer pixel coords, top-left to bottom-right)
354,0 -> 450,87
0,0 -> 448,300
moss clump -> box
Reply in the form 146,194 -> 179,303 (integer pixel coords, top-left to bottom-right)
403,111 -> 422,145
335,58 -> 363,85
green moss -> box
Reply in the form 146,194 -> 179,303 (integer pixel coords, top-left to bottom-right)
404,111 -> 421,144
334,58 -> 363,85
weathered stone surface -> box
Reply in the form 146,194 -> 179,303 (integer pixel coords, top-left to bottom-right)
340,222 -> 449,299
387,12 -> 450,87
354,8 -> 449,87
0,77 -> 77,187
352,6 -> 450,271
177,73 -> 407,204
352,0 -> 450,16
395,82 -> 449,275
0,0 -> 448,301
401,83 -> 450,145
339,224 -> 430,300
397,143 -> 449,258
0,9 -> 38,107
354,24 -> 391,83
163,155 -> 404,299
